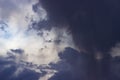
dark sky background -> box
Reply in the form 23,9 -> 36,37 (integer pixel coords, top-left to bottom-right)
1,0 -> 120,80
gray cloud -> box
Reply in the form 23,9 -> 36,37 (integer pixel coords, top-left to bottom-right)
0,0 -> 19,20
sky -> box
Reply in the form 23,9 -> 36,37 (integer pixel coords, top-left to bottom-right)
1,0 -> 120,80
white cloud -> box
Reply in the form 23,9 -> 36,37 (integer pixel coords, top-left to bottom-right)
110,43 -> 120,57
0,0 -> 76,79
39,69 -> 57,80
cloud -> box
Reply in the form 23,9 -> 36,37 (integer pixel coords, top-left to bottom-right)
48,47 -> 97,80
110,43 -> 120,57
39,0 -> 120,53
108,56 -> 120,80
0,0 -> 77,80
3,0 -> 120,80
0,57 -> 41,80
37,0 -> 120,80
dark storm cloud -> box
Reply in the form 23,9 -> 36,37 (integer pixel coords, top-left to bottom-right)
49,48 -> 120,80
49,47 -> 97,80
0,57 -> 47,80
39,0 -> 120,52
35,0 -> 120,80
109,56 -> 120,80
